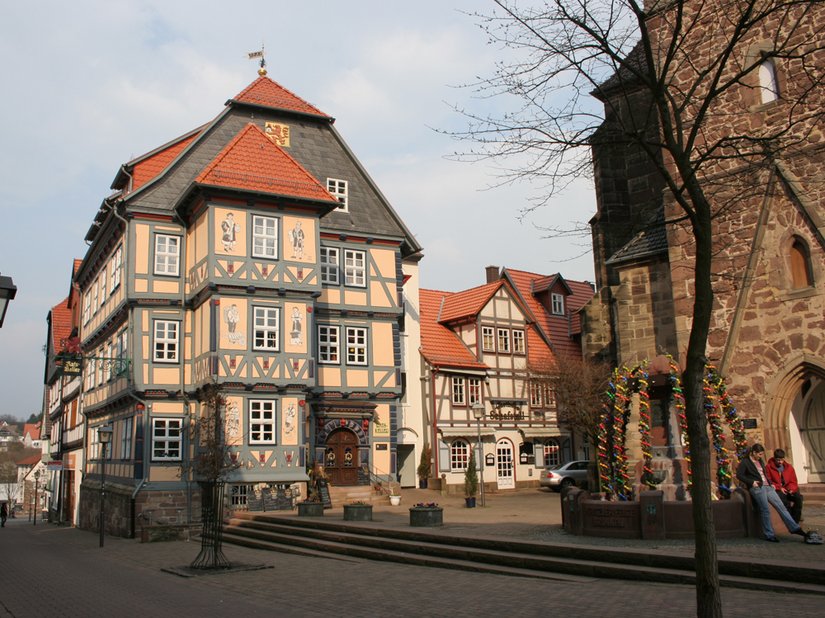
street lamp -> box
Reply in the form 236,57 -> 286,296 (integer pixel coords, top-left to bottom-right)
97,425 -> 113,548
0,273 -> 17,328
472,402 -> 486,507
33,469 -> 40,526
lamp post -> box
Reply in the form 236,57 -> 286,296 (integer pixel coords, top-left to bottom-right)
472,402 -> 486,507
97,425 -> 113,548
33,469 -> 40,526
0,273 -> 17,328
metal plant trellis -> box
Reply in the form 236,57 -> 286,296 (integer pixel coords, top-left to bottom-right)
598,358 -> 749,501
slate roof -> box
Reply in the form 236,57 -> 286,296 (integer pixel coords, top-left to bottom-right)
592,40 -> 649,100
606,211 -> 668,265
195,123 -> 338,204
419,289 -> 487,371
231,76 -> 330,119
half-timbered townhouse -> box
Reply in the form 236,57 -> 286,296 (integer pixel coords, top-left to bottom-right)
41,261 -> 85,525
420,267 -> 593,493
75,70 -> 421,536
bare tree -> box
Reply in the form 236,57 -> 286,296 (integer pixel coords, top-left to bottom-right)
453,2 -> 824,614
530,355 -> 612,449
184,384 -> 240,570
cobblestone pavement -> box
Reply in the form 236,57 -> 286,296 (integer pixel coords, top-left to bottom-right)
1,489 -> 823,618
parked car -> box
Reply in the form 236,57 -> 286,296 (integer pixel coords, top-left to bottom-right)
540,460 -> 589,491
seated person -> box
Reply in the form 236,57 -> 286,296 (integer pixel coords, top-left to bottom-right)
735,443 -> 807,542
766,448 -> 803,523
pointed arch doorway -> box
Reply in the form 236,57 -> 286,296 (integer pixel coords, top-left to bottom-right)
801,380 -> 825,483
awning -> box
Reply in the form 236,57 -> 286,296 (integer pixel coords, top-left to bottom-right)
438,427 -> 497,438
518,428 -> 566,438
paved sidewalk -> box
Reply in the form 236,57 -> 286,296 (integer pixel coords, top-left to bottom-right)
2,489 -> 823,618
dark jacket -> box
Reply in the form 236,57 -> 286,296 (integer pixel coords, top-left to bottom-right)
736,456 -> 769,488
766,457 -> 800,493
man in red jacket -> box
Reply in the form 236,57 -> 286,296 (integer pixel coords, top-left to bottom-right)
766,448 -> 804,524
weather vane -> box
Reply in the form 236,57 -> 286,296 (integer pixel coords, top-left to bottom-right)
248,45 -> 266,76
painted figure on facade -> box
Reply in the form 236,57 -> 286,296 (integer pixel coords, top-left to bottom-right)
224,304 -> 245,345
284,403 -> 296,437
290,307 -> 303,345
289,221 -> 304,259
221,212 -> 239,251
226,401 -> 240,441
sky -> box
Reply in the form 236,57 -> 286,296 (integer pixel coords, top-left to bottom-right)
0,0 -> 597,421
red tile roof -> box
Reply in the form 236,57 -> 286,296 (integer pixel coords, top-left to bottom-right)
131,131 -> 200,191
22,423 -> 41,441
527,325 -> 554,367
438,282 -> 502,323
50,297 -> 72,354
196,123 -> 338,204
420,289 -> 487,370
231,76 -> 330,119
16,454 -> 41,466
503,268 -> 594,361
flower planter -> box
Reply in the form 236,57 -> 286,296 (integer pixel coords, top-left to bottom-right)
465,496 -> 476,508
389,495 -> 401,506
409,506 -> 443,527
343,504 -> 373,521
297,502 -> 324,517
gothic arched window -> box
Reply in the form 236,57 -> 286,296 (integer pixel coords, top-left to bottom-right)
789,237 -> 813,289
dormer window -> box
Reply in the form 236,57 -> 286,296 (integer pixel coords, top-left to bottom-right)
551,293 -> 565,315
758,58 -> 779,104
327,178 -> 348,212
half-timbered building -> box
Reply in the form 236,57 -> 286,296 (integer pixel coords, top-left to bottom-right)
420,267 -> 593,493
75,69 -> 421,536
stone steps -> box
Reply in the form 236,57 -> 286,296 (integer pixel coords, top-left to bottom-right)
222,513 -> 825,595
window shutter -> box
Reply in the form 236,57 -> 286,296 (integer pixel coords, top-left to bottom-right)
438,440 -> 450,473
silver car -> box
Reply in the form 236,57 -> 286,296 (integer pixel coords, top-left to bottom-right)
540,460 -> 590,491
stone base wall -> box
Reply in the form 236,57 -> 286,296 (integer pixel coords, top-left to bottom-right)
78,481 -> 202,539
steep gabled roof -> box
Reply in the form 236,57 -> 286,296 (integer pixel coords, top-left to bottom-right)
195,123 -> 338,205
230,76 -> 331,119
130,131 -> 201,191
22,423 -> 41,441
439,281 -> 502,323
50,297 -> 72,354
17,454 -> 41,466
420,289 -> 487,371
503,268 -> 594,360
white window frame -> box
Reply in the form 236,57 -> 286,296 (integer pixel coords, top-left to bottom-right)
154,234 -> 180,276
327,178 -> 348,212
551,293 -> 565,315
468,378 -> 482,406
346,326 -> 368,365
450,440 -> 470,472
497,328 -> 510,353
512,329 -> 525,354
152,418 -> 182,461
344,249 -> 366,287
153,320 -> 179,363
252,215 -> 279,259
253,306 -> 280,351
318,325 -> 340,364
90,278 -> 99,314
481,326 -> 495,352
82,293 -> 91,325
110,245 -> 122,292
451,377 -> 466,406
320,246 -> 340,285
249,400 -> 276,445
121,417 -> 133,460
543,439 -> 561,467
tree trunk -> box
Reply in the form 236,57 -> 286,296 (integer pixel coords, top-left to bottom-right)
683,205 -> 722,617
190,481 -> 230,570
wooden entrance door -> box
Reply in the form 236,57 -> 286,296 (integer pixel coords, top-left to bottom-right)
324,429 -> 359,486
803,382 -> 825,483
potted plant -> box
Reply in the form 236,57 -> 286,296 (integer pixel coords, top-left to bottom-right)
297,487 -> 324,517
409,502 -> 443,527
464,451 -> 479,508
343,500 -> 373,521
389,484 -> 401,506
417,446 -> 431,489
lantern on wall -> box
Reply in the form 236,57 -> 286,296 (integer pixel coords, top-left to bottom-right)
362,419 -> 370,432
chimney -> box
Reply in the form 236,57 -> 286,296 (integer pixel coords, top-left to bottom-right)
485,265 -> 500,283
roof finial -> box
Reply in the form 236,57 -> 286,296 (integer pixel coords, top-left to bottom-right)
247,44 -> 266,76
